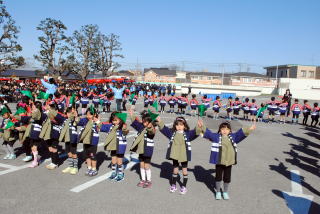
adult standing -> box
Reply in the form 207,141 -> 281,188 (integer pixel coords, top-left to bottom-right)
282,89 -> 292,116
188,85 -> 192,95
41,77 -> 58,95
110,83 -> 126,112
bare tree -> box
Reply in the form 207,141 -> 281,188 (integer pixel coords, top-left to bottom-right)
94,33 -> 123,76
69,24 -> 100,80
34,18 -> 75,77
0,0 -> 24,72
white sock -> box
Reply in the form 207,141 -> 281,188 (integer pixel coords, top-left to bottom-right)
7,145 -> 14,155
146,169 -> 151,181
140,168 -> 146,181
2,145 -> 10,155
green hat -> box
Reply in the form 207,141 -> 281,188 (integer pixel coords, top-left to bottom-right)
151,101 -> 158,111
115,112 -> 127,123
5,120 -> 15,129
37,91 -> 50,100
148,109 -> 159,121
198,104 -> 207,117
21,90 -> 33,99
69,93 -> 76,105
0,107 -> 10,116
14,107 -> 26,115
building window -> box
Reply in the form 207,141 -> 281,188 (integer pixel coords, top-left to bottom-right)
309,71 -> 314,78
301,70 -> 306,77
208,76 -> 212,80
199,76 -> 203,80
191,76 -> 198,80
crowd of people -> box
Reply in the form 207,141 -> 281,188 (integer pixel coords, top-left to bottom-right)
0,77 -> 318,200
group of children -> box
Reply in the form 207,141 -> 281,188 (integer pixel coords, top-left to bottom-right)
142,93 -> 320,126
0,90 -> 257,200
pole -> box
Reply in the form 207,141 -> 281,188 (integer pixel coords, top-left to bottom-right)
275,64 -> 279,88
221,64 -> 224,86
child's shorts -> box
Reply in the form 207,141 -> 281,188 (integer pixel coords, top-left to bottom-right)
139,154 -> 151,164
250,110 -> 257,116
65,142 -> 77,155
233,109 -> 240,115
110,150 -> 124,158
46,139 -> 59,149
213,108 -> 220,113
84,144 -> 97,160
2,140 -> 15,147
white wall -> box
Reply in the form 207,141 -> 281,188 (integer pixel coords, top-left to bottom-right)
278,78 -> 320,100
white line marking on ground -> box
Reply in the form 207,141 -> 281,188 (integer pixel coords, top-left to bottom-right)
70,153 -> 139,193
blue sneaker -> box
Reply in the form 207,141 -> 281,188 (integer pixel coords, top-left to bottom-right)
223,192 -> 230,200
215,192 -> 222,200
108,171 -> 117,180
89,169 -> 98,176
115,173 -> 125,182
85,168 -> 92,176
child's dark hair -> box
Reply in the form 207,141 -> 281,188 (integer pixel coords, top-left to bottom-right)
252,99 -> 256,103
172,117 -> 189,131
109,111 -> 124,129
245,97 -> 249,102
271,97 -> 275,101
86,107 -> 97,116
192,94 -> 196,99
54,91 -> 61,98
34,101 -> 43,113
216,96 -> 220,100
261,103 -> 265,107
49,101 -> 58,110
304,100 -> 308,104
65,107 -> 73,114
218,122 -> 232,133
141,110 -> 152,123
294,99 -> 298,102
314,102 -> 318,107
235,97 -> 239,101
228,96 -> 232,100
203,95 -> 207,99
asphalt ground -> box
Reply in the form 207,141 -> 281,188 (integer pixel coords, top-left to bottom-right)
0,100 -> 319,214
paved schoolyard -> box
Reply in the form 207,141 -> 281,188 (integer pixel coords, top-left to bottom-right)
0,100 -> 319,214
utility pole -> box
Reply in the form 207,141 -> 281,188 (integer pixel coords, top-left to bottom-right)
275,64 -> 279,88
221,64 -> 225,86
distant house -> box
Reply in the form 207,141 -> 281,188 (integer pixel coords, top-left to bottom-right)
144,68 -> 176,83
230,72 -> 277,87
0,69 -> 45,79
186,72 -> 223,85
116,70 -> 135,78
264,64 -> 320,79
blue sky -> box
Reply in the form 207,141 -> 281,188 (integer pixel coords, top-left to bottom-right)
6,0 -> 320,73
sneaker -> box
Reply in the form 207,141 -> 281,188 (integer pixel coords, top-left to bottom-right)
3,154 -> 10,160
180,186 -> 187,195
223,192 -> 230,200
89,169 -> 98,176
215,192 -> 222,200
28,161 -> 38,168
137,180 -> 145,187
62,167 -> 72,174
143,181 -> 152,188
115,173 -> 125,182
8,154 -> 16,160
46,163 -> 57,170
23,156 -> 33,162
85,168 -> 92,176
169,184 -> 177,193
69,168 -> 78,175
108,171 -> 117,180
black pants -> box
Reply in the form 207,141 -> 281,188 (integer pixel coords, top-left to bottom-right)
23,139 -> 32,156
172,159 -> 188,168
311,115 -> 319,126
160,105 -> 165,111
303,113 -> 310,125
215,165 -> 232,183
122,100 -> 127,111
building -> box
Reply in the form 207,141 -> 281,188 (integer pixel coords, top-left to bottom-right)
186,71 -> 223,84
230,72 -> 277,87
144,68 -> 176,83
264,64 -> 319,79
176,70 -> 187,83
0,69 -> 45,79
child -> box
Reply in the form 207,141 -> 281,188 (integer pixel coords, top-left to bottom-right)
267,97 -> 279,123
0,107 -> 17,159
157,116 -> 200,194
39,101 -> 66,170
242,98 -> 250,121
278,101 -> 288,124
129,93 -> 138,111
77,106 -> 100,176
249,99 -> 258,122
129,109 -> 157,188
189,94 -> 199,117
20,101 -> 46,167
60,107 -> 79,174
291,99 -> 302,124
159,93 -> 167,114
302,100 -> 312,125
198,120 -> 256,200
212,96 -> 222,120
92,91 -> 101,113
226,97 -> 233,121
202,95 -> 211,110
144,95 -> 149,109
257,103 -> 265,122
180,94 -> 189,115
100,112 -> 129,182
310,103 -> 319,127
168,95 -> 176,114
80,91 -> 90,116
232,97 -> 242,121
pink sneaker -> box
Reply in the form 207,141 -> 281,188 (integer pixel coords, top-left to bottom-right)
169,184 -> 177,193
137,180 -> 145,187
29,161 -> 38,168
143,181 -> 152,188
180,186 -> 187,195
